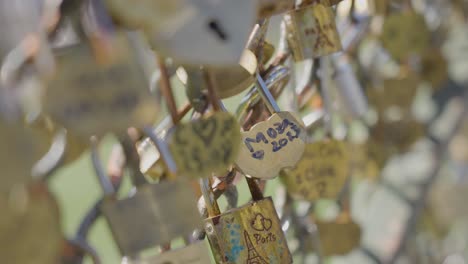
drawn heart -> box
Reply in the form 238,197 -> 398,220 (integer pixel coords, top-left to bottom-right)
192,117 -> 217,146
251,214 -> 264,231
262,217 -> 272,231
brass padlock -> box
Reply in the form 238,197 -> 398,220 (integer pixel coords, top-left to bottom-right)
313,210 -> 361,256
127,241 -> 212,264
0,183 -> 62,263
202,177 -> 293,263
45,15 -> 159,139
91,137 -> 202,258
367,70 -> 420,114
0,119 -> 47,192
284,0 -> 342,61
166,70 -> 242,179
236,73 -> 307,179
281,139 -> 350,201
380,11 -> 430,61
176,50 -> 257,99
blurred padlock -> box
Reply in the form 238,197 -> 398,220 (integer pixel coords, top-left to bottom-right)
236,73 -> 307,179
281,139 -> 350,201
177,50 -> 257,99
0,183 -> 62,263
380,11 -> 430,61
284,0 -> 342,61
92,137 -> 202,258
201,177 -> 292,263
46,29 -> 159,138
166,69 -> 242,179
130,0 -> 256,65
127,241 -> 212,264
0,119 -> 48,192
313,210 -> 361,256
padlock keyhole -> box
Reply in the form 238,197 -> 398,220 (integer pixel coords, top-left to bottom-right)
207,19 -> 228,41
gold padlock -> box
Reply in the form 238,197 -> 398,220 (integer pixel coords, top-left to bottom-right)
0,119 -> 46,192
281,139 -> 351,201
166,69 -> 242,179
284,0 -> 342,61
129,241 -> 212,264
46,12 -> 159,138
313,210 -> 361,256
0,183 -> 62,263
380,11 -> 430,61
202,176 -> 293,263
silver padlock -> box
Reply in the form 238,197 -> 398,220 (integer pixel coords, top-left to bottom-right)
91,136 -> 201,258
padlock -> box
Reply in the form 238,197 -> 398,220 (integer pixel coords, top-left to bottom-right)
281,139 -> 350,201
366,70 -> 421,115
420,48 -> 448,90
91,137 -> 202,258
201,176 -> 293,263
126,241 -> 212,264
106,0 -> 255,65
176,21 -> 274,99
348,143 -> 380,180
370,118 -> 425,153
0,183 -> 62,263
284,0 -> 342,61
45,3 -> 159,139
176,50 -> 257,99
312,210 -> 361,256
166,69 -> 242,179
236,73 -> 307,179
380,11 -> 430,61
0,119 -> 48,192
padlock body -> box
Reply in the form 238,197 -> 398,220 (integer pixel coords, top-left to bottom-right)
281,140 -> 350,201
285,0 -> 342,61
236,111 -> 307,179
204,197 -> 292,263
314,220 -> 361,256
102,181 -> 202,256
167,112 -> 241,179
142,241 -> 212,264
46,32 -> 158,138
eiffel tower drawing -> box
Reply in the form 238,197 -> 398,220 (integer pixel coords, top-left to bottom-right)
243,231 -> 268,264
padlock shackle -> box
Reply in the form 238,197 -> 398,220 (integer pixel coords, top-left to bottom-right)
202,68 -> 221,112
199,178 -> 221,217
156,55 -> 179,125
246,19 -> 270,61
31,128 -> 67,181
119,135 -> 148,188
256,72 -> 281,114
143,126 -> 177,175
245,176 -> 264,201
91,137 -> 115,196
